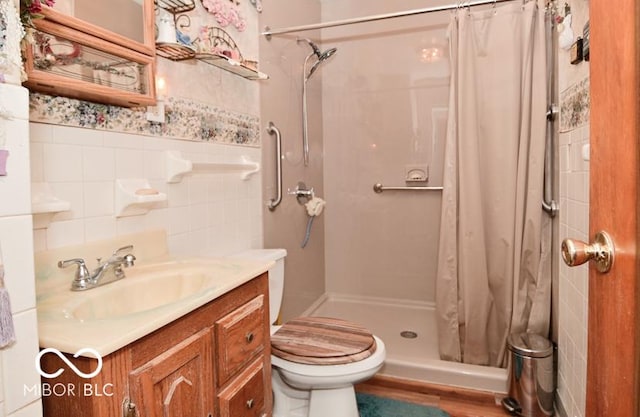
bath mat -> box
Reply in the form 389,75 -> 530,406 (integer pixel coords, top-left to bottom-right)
356,392 -> 450,417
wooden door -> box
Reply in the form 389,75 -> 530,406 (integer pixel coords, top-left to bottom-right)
130,329 -> 215,417
587,0 -> 639,415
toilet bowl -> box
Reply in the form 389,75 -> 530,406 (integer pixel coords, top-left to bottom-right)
271,334 -> 386,417
229,249 -> 386,417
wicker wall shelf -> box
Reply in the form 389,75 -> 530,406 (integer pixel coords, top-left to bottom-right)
156,42 -> 196,61
155,0 -> 195,14
155,23 -> 268,80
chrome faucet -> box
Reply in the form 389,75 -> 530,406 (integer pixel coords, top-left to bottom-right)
58,245 -> 136,291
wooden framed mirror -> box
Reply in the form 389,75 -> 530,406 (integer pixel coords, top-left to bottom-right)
39,1 -> 156,56
22,1 -> 157,107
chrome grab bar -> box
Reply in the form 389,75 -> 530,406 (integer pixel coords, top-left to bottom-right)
542,13 -> 558,218
373,183 -> 443,193
267,122 -> 283,211
542,103 -> 559,218
542,200 -> 559,216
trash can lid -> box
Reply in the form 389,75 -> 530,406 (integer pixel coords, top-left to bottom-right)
507,332 -> 554,358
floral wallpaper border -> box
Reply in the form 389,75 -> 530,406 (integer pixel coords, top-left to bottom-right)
28,94 -> 260,147
560,76 -> 590,132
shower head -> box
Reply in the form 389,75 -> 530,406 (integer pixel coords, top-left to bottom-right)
307,47 -> 337,79
298,40 -> 337,166
298,38 -> 338,63
319,47 -> 338,61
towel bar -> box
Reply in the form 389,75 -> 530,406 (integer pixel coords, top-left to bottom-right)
373,183 -> 443,193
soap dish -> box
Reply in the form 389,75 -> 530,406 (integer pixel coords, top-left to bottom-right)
31,182 -> 72,229
115,179 -> 167,218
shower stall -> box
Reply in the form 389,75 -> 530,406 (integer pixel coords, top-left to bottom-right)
260,0 -> 555,394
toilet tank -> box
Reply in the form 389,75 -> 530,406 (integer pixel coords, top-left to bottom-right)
228,249 -> 287,325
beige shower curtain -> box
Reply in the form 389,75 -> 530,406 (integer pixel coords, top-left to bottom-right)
436,1 -> 551,367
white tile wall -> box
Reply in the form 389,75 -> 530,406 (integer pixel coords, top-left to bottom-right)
5,402 -> 42,417
0,110 -> 30,218
30,123 -> 264,257
2,310 -> 41,413
0,216 -> 36,314
557,124 -> 590,417
0,84 -> 42,416
555,1 -> 591,415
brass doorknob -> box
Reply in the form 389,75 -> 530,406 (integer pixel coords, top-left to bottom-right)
561,231 -> 615,273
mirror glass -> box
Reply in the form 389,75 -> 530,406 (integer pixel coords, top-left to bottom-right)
31,29 -> 151,96
54,0 -> 145,44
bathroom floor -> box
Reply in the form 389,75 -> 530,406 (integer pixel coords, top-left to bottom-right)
356,376 -> 511,417
307,294 -> 508,393
309,296 -> 512,415
309,295 -> 437,360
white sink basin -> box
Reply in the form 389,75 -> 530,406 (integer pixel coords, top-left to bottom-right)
37,258 -> 256,324
36,257 -> 273,356
63,268 -> 218,321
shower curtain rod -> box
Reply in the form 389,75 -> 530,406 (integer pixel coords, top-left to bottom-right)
263,0 -> 522,38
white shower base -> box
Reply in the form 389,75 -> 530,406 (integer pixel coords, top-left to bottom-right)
303,293 -> 508,394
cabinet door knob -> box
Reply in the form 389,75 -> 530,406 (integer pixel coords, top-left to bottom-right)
246,398 -> 254,409
123,399 -> 137,417
246,332 -> 254,343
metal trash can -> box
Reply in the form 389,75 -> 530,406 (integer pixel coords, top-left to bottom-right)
503,332 -> 555,416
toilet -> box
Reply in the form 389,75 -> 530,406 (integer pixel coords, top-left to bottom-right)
231,249 -> 386,417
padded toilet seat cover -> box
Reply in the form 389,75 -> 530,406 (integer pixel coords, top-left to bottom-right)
271,317 -> 377,365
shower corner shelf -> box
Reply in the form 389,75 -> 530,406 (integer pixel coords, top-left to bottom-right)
115,179 -> 167,218
195,53 -> 269,80
165,150 -> 260,183
31,182 -> 72,229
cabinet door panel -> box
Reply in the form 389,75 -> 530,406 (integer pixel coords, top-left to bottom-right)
216,295 -> 265,384
130,329 -> 214,417
219,358 -> 265,417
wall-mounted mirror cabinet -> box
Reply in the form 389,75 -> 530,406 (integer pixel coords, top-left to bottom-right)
22,1 -> 157,107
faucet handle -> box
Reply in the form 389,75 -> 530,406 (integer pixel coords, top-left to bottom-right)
58,258 -> 90,276
112,245 -> 134,257
58,258 -> 91,289
122,254 -> 136,267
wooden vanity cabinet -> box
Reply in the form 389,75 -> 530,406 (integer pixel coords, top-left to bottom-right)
40,273 -> 272,417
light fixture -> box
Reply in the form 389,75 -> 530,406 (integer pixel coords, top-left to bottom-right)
416,36 -> 446,64
418,46 -> 444,63
146,76 -> 167,123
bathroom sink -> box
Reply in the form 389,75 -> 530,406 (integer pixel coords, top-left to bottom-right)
36,255 -> 274,356
38,259 -> 236,322
63,267 -> 218,321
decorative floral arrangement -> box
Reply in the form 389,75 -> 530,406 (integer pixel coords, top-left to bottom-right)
201,0 -> 246,32
20,0 -> 55,31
